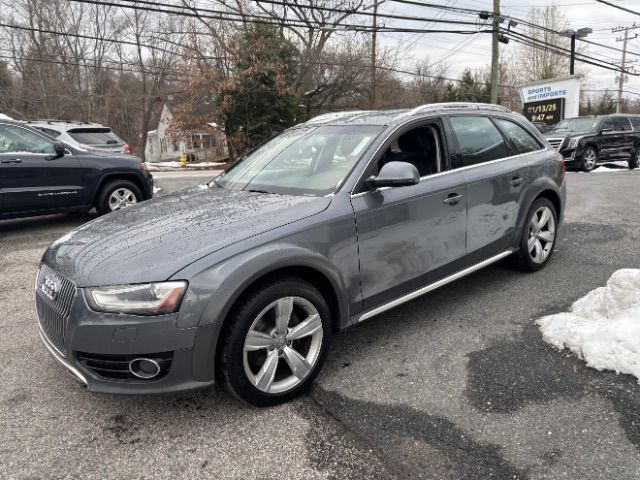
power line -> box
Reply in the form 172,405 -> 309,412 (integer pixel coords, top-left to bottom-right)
595,0 -> 640,16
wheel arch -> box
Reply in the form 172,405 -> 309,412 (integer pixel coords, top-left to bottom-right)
93,173 -> 148,205
183,247 -> 350,382
512,179 -> 563,250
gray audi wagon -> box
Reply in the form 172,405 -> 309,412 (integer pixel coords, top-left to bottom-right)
36,103 -> 566,406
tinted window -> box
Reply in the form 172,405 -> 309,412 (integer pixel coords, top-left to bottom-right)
68,128 -> 123,145
630,117 -> 640,131
449,116 -> 508,166
495,119 -> 541,154
35,127 -> 61,138
601,117 -> 613,131
0,125 -> 55,154
612,116 -> 632,131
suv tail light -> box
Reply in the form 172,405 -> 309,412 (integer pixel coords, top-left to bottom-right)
124,144 -> 132,154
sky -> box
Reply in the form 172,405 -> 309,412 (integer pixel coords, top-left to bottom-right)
373,0 -> 640,101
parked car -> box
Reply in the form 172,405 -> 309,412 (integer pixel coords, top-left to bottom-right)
36,103 -> 565,406
0,119 -> 153,219
532,121 -> 552,134
544,114 -> 640,171
27,120 -> 132,154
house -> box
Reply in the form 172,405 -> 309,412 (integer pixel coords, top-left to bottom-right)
144,99 -> 228,163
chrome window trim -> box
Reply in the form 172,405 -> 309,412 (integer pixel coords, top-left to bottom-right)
349,115 -> 547,197
350,147 -> 547,198
355,250 -> 513,323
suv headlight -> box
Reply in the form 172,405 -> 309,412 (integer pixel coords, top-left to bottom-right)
87,281 -> 187,315
567,137 -> 582,149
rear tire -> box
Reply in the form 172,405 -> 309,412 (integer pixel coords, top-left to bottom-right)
511,198 -> 558,272
629,148 -> 640,169
95,179 -> 143,215
218,277 -> 332,407
581,146 -> 598,172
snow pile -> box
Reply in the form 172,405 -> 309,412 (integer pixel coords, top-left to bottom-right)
591,161 -> 629,173
537,269 -> 640,381
0,113 -> 13,120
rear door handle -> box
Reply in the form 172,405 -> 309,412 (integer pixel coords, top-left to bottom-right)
1,158 -> 21,163
510,175 -> 523,186
443,193 -> 464,205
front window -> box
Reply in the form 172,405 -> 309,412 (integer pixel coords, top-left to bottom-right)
549,118 -> 599,133
216,125 -> 383,196
0,125 -> 56,154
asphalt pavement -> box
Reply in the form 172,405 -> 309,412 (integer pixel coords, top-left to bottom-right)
1,170 -> 640,479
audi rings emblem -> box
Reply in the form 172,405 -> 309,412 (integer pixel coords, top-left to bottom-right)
41,276 -> 60,301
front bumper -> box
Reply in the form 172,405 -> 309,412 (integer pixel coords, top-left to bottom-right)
36,271 -> 215,394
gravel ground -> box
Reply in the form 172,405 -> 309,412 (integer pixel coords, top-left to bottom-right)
1,170 -> 639,480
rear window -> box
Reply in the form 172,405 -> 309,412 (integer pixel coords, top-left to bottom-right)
68,128 -> 123,145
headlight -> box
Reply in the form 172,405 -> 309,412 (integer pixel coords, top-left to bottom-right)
567,137 -> 582,149
87,281 -> 187,315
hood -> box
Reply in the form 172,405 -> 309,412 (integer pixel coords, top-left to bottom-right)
544,130 -> 594,139
43,186 -> 331,287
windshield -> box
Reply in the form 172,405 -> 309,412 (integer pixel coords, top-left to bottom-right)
549,118 -> 599,133
216,125 -> 383,196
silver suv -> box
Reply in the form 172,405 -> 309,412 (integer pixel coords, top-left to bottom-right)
27,120 -> 131,154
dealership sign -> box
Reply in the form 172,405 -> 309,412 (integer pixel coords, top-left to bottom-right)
519,76 -> 580,125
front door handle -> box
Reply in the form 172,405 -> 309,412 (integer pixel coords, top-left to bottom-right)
1,158 -> 22,163
443,193 -> 464,205
510,175 -> 523,186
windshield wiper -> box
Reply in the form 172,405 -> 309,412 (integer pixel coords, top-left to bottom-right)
247,189 -> 270,194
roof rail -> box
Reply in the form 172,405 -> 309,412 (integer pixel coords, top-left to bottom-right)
307,110 -> 370,123
406,102 -> 511,117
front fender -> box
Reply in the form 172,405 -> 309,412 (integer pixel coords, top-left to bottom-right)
175,244 -> 349,330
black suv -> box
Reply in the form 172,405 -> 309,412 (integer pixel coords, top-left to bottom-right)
544,114 -> 640,171
0,119 -> 153,220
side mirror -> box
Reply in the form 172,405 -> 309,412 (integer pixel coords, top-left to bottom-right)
366,161 -> 420,189
48,142 -> 66,160
599,126 -> 613,134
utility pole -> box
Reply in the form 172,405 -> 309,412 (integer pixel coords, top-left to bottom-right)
613,25 -> 639,113
370,1 -> 378,109
489,0 -> 500,104
570,32 -> 576,75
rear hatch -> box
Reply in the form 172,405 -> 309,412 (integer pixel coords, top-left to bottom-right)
67,127 -> 126,153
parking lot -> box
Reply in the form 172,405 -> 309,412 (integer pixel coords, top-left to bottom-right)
2,169 -> 640,480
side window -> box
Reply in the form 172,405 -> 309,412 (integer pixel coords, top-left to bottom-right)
449,116 -> 508,167
495,119 -> 542,154
0,125 -> 56,154
35,127 -> 62,138
630,117 -> 640,131
612,116 -> 632,131
378,124 -> 442,178
601,117 -> 613,131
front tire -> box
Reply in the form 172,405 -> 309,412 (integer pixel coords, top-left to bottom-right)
96,179 -> 143,215
219,277 -> 332,407
581,146 -> 598,172
512,198 -> 558,272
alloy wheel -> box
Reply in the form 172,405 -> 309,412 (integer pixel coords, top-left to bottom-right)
243,296 -> 324,394
108,187 -> 138,211
583,149 -> 597,171
528,206 -> 556,264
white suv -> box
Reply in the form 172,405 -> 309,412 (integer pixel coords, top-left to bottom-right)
27,120 -> 131,154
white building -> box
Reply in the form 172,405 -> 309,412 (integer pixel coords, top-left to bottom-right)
145,102 -> 228,163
